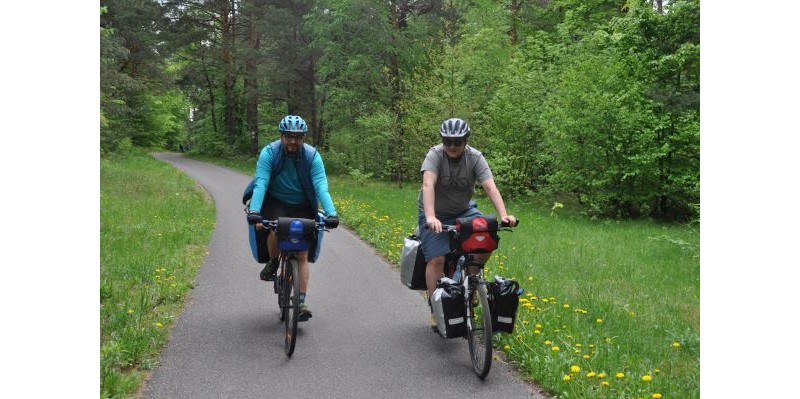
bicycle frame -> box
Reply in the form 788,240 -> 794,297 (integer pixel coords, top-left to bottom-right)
259,217 -> 331,357
438,216 -> 516,378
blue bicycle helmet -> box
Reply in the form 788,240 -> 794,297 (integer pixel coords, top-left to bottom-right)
278,115 -> 309,134
439,118 -> 470,138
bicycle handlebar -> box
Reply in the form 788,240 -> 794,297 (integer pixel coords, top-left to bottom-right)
258,217 -> 336,231
439,219 -> 519,231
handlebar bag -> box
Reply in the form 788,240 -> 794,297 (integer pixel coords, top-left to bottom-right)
450,215 -> 500,253
277,217 -> 317,252
431,277 -> 466,338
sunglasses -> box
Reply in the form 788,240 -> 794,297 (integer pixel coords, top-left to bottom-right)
442,138 -> 465,147
282,133 -> 305,142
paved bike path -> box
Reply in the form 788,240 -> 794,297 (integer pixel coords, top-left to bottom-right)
142,153 -> 548,399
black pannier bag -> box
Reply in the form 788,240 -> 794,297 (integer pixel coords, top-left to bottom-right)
431,277 -> 466,338
400,235 -> 428,290
450,215 -> 500,253
488,276 -> 521,333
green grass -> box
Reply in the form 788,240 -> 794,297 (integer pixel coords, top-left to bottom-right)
189,154 -> 700,399
100,152 -> 215,399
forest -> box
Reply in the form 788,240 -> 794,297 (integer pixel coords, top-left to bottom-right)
100,0 -> 699,221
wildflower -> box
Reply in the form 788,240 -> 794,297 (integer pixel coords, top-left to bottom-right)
601,381 -> 610,387
127,309 -> 134,315
597,372 -> 606,379
596,318 -> 603,324
535,324 -> 542,329
642,375 -> 653,382
575,343 -> 583,347
586,372 -> 596,378
522,320 -> 529,325
654,369 -> 660,374
156,322 -> 163,328
544,340 -> 552,345
672,341 -> 681,348
570,365 -> 581,373
652,394 -> 663,399
516,335 -> 523,341
563,304 -> 570,309
503,345 -> 511,350
563,375 -> 571,381
616,372 -> 625,379
583,354 -> 591,360
551,346 -> 560,351
528,276 -> 533,281
534,330 -> 541,335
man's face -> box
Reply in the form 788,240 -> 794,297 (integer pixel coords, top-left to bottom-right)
442,137 -> 466,158
281,133 -> 305,155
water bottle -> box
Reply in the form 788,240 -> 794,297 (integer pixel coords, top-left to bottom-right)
453,257 -> 465,282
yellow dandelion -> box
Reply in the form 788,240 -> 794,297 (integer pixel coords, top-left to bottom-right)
535,324 -> 542,329
522,320 -> 529,325
616,372 -> 625,379
544,340 -> 552,345
534,330 -> 541,335
127,309 -> 134,315
516,335 -> 523,341
601,381 -> 610,387
528,276 -> 533,281
654,369 -> 660,374
575,343 -> 583,347
596,318 -> 603,324
563,304 -> 570,309
503,345 -> 511,350
551,346 -> 560,351
597,372 -> 606,379
563,375 -> 571,381
583,354 -> 591,360
642,375 -> 653,382
652,394 -> 663,399
156,322 -> 163,328
672,341 -> 681,348
570,365 -> 581,373
586,372 -> 596,378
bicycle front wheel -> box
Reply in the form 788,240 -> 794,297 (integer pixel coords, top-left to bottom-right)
466,279 -> 493,378
283,258 -> 300,357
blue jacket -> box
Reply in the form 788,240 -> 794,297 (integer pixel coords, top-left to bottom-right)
247,140 -> 337,217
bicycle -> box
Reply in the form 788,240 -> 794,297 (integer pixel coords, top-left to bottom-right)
436,215 -> 516,378
258,216 -> 334,357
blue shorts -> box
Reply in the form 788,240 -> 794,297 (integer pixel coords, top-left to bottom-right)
417,203 -> 483,262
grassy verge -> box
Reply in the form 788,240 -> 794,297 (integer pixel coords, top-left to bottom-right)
100,152 -> 215,398
193,154 -> 700,399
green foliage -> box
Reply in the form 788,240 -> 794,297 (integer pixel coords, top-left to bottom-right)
329,175 -> 699,399
102,0 -> 699,221
348,168 -> 374,186
100,154 -> 214,398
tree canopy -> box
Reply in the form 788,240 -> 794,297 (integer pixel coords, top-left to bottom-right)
100,0 -> 700,220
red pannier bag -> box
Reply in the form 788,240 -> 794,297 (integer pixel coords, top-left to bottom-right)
451,215 -> 500,253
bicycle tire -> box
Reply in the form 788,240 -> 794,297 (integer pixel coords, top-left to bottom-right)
466,279 -> 493,378
284,257 -> 300,357
278,259 -> 287,322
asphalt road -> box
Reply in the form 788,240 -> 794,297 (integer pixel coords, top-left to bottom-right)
141,153 -> 549,399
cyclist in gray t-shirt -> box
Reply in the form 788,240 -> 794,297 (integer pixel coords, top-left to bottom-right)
417,118 -> 518,329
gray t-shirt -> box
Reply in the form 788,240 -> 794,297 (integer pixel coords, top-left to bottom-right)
417,144 -> 493,218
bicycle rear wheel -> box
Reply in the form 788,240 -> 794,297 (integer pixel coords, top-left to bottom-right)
466,279 -> 493,378
283,258 -> 300,357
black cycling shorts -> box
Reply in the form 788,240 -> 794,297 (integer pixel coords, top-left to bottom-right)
260,194 -> 315,221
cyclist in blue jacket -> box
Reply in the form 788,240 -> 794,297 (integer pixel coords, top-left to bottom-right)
246,115 -> 339,321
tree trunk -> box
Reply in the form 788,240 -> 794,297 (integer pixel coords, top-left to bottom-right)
245,0 -> 261,155
221,0 -> 238,144
510,0 -> 519,45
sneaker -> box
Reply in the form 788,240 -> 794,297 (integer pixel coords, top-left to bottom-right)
260,259 -> 279,281
298,303 -> 313,321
